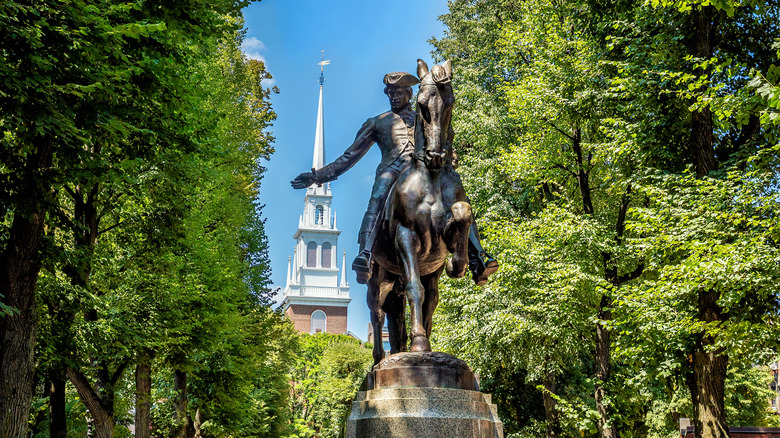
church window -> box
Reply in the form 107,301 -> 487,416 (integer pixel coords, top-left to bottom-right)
315,205 -> 324,225
311,310 -> 327,334
322,243 -> 332,268
307,242 -> 317,267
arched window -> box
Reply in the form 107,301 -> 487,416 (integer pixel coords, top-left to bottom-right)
311,310 -> 327,334
307,242 -> 317,267
315,205 -> 324,225
321,243 -> 332,268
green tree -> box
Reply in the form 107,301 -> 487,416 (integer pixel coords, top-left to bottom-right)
431,2 -> 780,438
588,2 -> 780,436
432,1 -> 644,436
1,2 -> 289,437
289,333 -> 373,438
60,23 -> 278,437
1,1 -> 263,435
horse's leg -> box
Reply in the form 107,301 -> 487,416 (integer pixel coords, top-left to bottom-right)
421,266 -> 444,338
395,224 -> 430,352
392,279 -> 408,352
444,200 -> 472,279
366,267 -> 386,366
384,275 -> 405,354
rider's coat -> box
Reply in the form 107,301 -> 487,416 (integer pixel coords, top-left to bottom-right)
314,107 -> 416,182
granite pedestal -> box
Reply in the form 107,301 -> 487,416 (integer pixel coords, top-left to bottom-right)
344,352 -> 503,438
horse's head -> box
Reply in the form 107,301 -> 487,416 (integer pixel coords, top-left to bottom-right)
415,59 -> 454,171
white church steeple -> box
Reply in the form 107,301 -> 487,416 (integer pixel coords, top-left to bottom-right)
282,53 -> 351,335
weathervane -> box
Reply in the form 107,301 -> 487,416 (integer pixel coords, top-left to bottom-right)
318,50 -> 330,85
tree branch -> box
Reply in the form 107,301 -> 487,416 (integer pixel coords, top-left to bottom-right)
570,127 -> 594,215
617,264 -> 645,284
67,367 -> 103,411
97,189 -> 122,220
542,117 -> 575,141
615,184 -> 632,244
63,184 -> 78,201
96,221 -> 123,237
87,182 -> 100,206
552,163 -> 577,178
51,206 -> 78,231
110,360 -> 130,386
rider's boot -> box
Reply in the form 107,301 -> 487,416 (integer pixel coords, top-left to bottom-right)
352,226 -> 373,284
352,250 -> 371,284
468,222 -> 498,286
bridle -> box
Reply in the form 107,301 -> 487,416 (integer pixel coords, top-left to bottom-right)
413,73 -> 453,165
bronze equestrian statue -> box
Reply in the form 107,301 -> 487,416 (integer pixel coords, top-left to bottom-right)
292,60 -> 497,364
291,62 -> 497,287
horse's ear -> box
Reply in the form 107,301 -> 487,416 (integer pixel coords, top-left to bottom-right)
417,59 -> 429,79
443,60 -> 452,78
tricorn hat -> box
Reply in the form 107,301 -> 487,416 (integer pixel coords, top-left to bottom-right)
383,71 -> 420,88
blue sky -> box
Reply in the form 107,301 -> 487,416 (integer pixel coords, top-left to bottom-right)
242,1 -> 450,340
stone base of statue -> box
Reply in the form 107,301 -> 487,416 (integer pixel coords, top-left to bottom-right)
344,352 -> 503,438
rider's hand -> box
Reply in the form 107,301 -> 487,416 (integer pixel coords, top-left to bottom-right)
291,171 -> 317,189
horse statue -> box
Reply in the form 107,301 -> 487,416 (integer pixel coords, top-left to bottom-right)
367,59 -> 472,366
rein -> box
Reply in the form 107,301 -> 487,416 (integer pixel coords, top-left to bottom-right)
413,113 -> 425,163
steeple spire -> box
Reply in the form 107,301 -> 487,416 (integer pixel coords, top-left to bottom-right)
313,51 -> 330,170
286,257 -> 292,288
340,251 -> 348,287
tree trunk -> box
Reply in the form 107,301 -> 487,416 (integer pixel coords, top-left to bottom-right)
687,289 -> 730,438
542,371 -> 561,438
0,139 -> 53,438
67,367 -> 116,438
689,350 -> 729,438
135,351 -> 154,438
0,276 -> 37,438
50,371 -> 68,438
691,107 -> 715,177
63,179 -> 126,438
30,378 -> 48,437
571,126 -> 619,438
691,5 -> 716,178
174,370 -> 194,438
192,409 -> 202,438
595,294 -> 620,438
687,6 -> 729,437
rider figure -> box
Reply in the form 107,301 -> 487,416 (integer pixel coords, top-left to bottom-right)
291,71 -> 497,285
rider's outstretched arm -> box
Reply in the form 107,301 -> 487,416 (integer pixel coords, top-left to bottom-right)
291,119 -> 376,188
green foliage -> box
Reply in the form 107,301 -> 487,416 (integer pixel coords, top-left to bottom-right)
3,0 -> 292,435
725,363 -> 780,427
5,0 -> 780,435
432,0 -> 780,436
619,171 -> 780,367
288,333 -> 373,438
642,362 -> 780,438
750,40 -> 780,126
150,310 -> 298,438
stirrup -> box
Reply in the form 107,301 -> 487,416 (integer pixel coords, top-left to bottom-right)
470,251 -> 498,286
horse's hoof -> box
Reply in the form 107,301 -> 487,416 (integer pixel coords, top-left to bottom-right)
410,336 -> 431,352
446,258 -> 467,279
